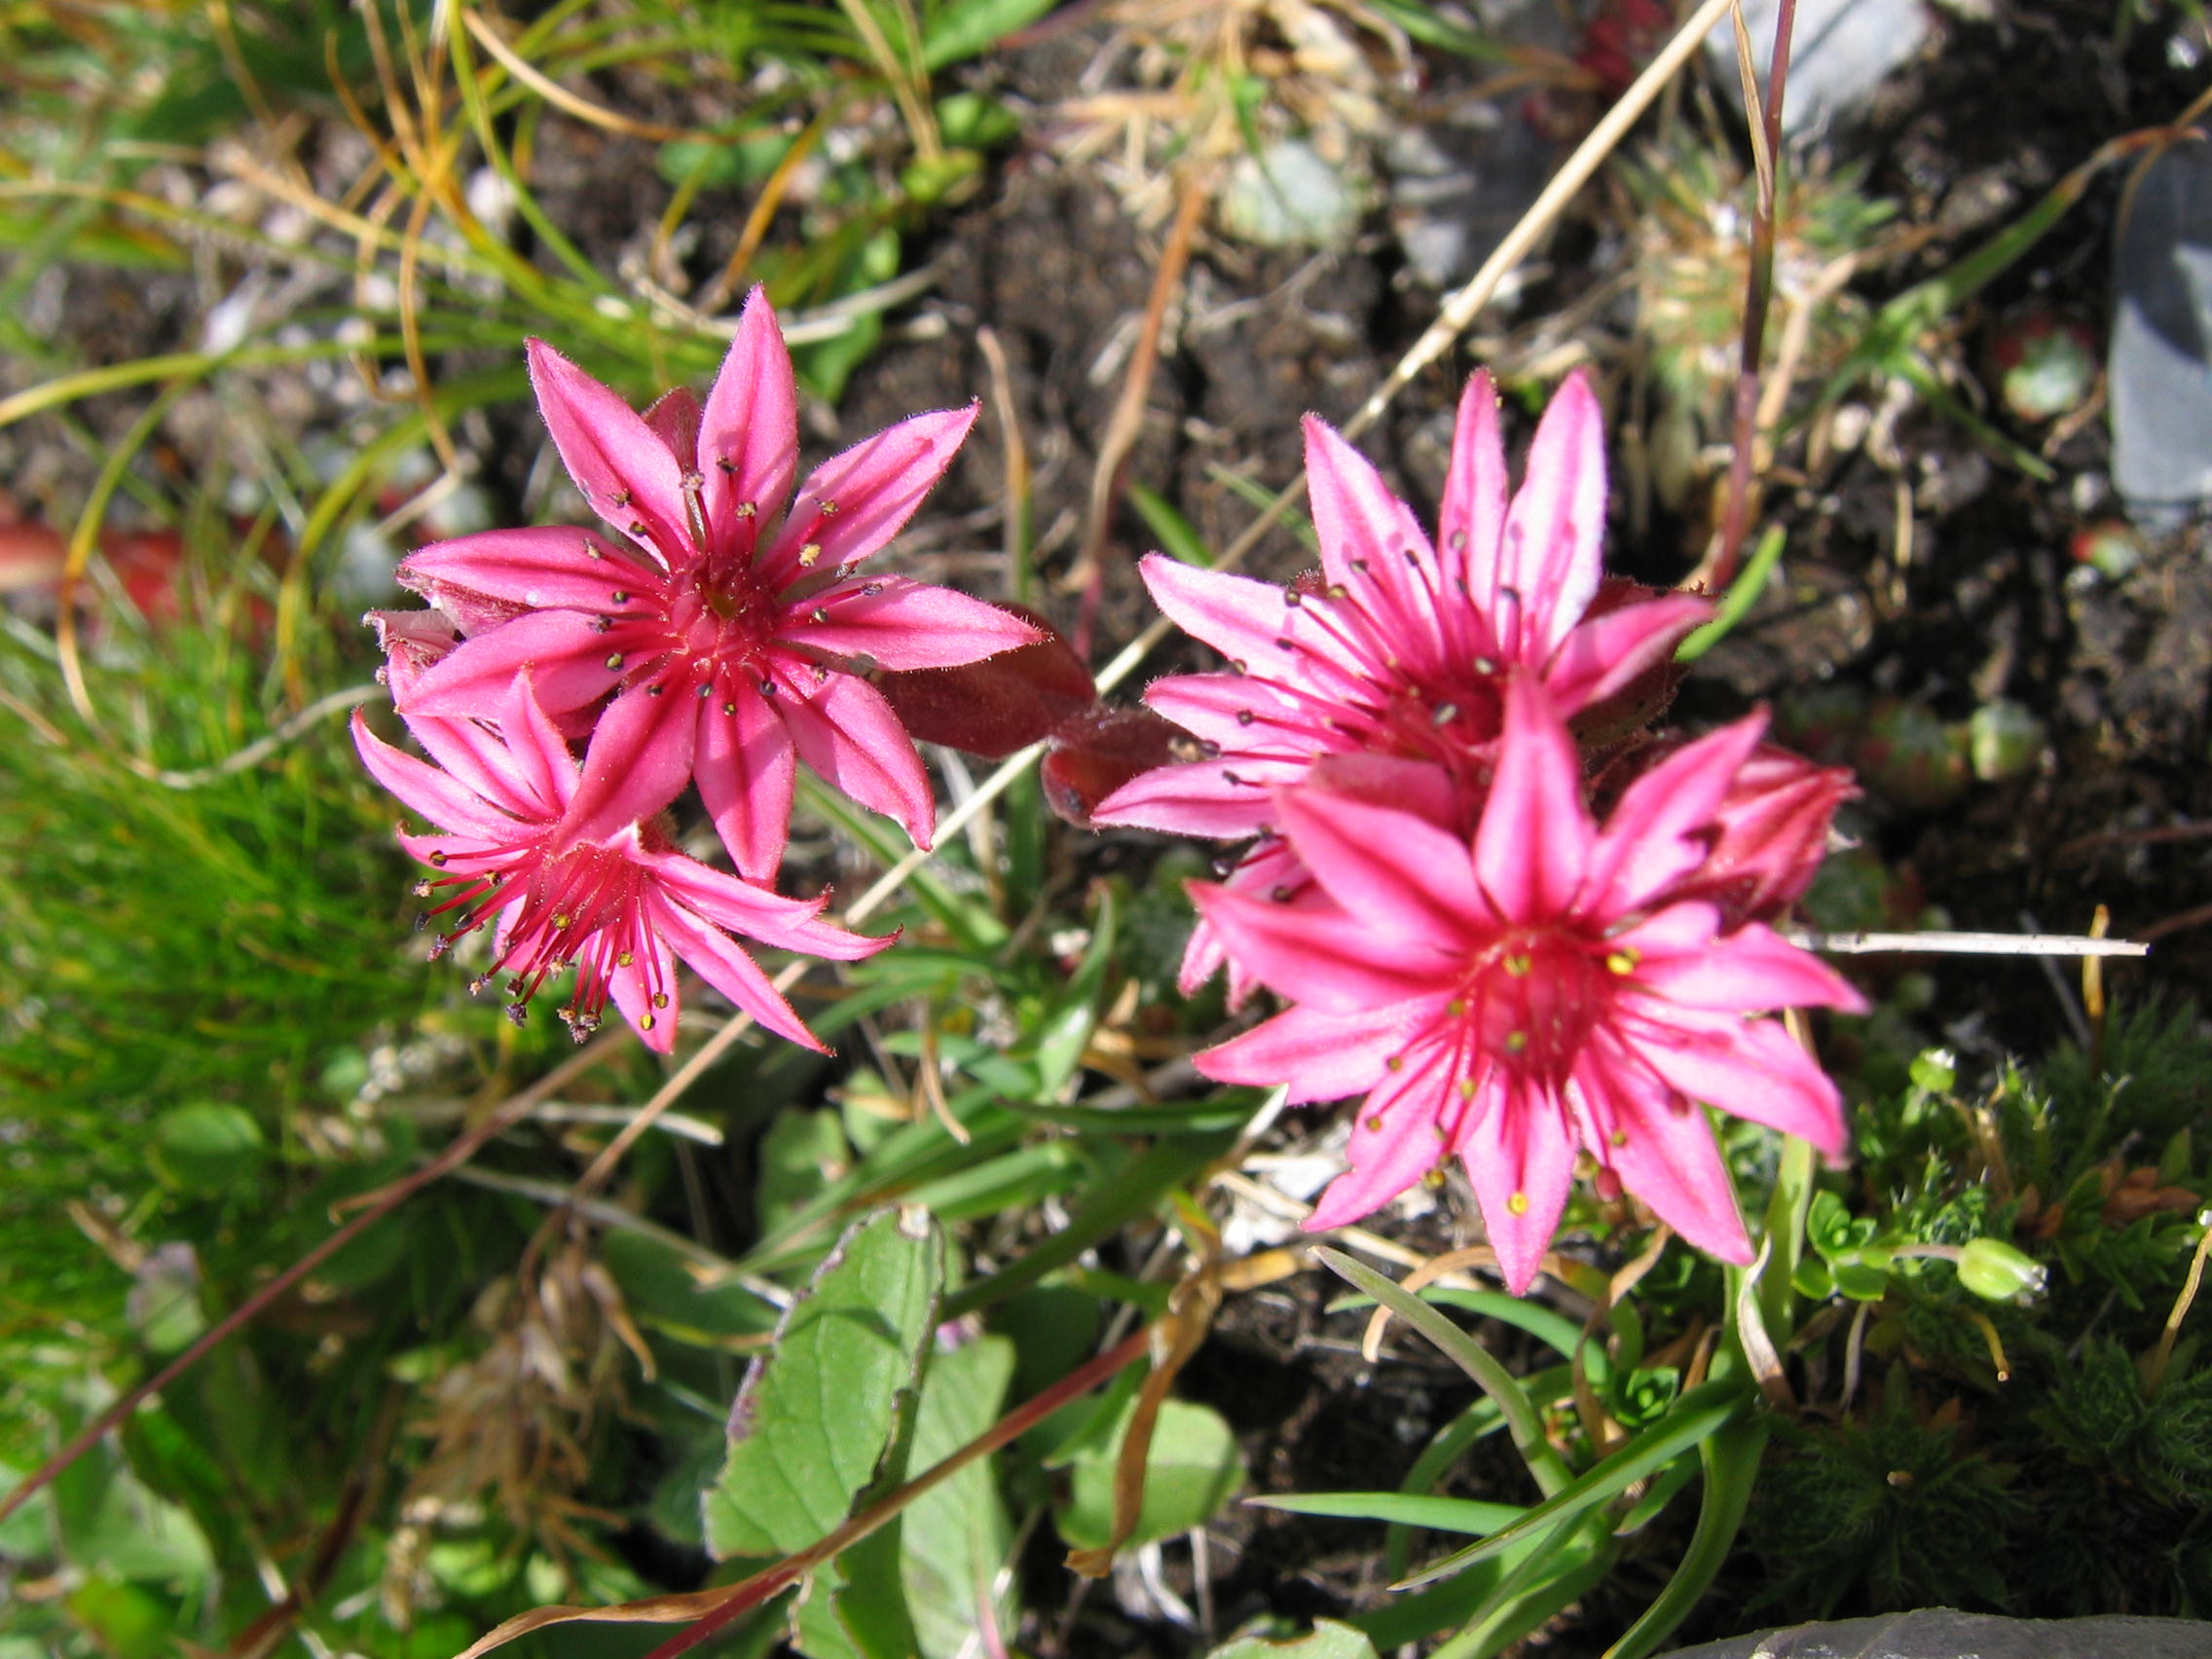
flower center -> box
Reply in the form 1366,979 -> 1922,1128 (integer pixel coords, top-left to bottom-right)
670,569 -> 773,682
1456,929 -> 1610,1081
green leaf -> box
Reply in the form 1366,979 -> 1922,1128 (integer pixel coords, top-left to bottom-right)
702,1208 -> 946,1560
1400,1382 -> 1744,1585
920,0 -> 1059,67
1125,481 -> 1216,567
1315,1248 -> 1568,1496
940,1119 -> 1245,1318
1206,1619 -> 1379,1659
1252,1492 -> 1523,1535
756,1107 -> 856,1235
902,1337 -> 1018,1659
1604,1417 -> 1769,1659
1033,883 -> 1119,1099
1057,1397 -> 1245,1550
148,1102 -> 263,1194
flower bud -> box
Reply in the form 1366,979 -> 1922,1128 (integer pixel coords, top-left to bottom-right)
874,603 -> 1095,759
1680,744 -> 1858,926
1956,1237 -> 2047,1304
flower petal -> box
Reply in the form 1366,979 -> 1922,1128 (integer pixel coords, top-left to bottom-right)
400,608 -> 628,718
1437,371 -> 1508,620
785,574 -> 1042,670
561,682 -> 700,843
1492,370 -> 1605,662
1543,592 -> 1711,712
1303,416 -> 1447,672
695,685 -> 798,882
1306,1046 -> 1460,1231
1188,882 -> 1445,1011
1576,1042 -> 1751,1264
1088,756 -> 1304,838
1136,554 -> 1366,683
1196,997 -> 1445,1104
351,712 -> 518,841
1273,783 -> 1484,946
399,526 -> 664,618
606,921 -> 682,1055
526,339 -> 693,559
650,892 -> 828,1052
394,706 -> 544,823
1143,672 -> 1317,754
1459,1072 -> 1578,1294
1578,713 -> 1765,920
1619,1011 -> 1849,1158
698,286 -> 799,560
643,387 -> 703,471
759,404 -> 977,589
776,672 -> 936,849
1623,911 -> 1867,1014
1474,677 -> 1593,924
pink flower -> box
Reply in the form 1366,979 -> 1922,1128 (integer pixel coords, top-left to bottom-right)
351,677 -> 890,1055
1192,676 -> 1865,1293
1091,371 -> 1711,998
392,288 -> 1040,879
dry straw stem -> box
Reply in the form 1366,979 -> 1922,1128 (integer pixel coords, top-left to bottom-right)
1785,930 -> 2148,958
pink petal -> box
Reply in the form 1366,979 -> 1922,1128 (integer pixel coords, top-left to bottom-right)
1302,752 -> 1461,827
1196,997 -> 1446,1104
784,574 -> 1042,670
1543,592 -> 1711,712
1576,1044 -> 1751,1263
1088,756 -> 1302,838
698,287 -> 799,560
396,706 -> 545,822
776,672 -> 936,849
1623,911 -> 1867,1014
643,387 -> 703,471
634,842 -> 822,936
400,608 -> 629,718
1302,416 -> 1446,670
650,893 -> 828,1052
1305,1046 -> 1460,1231
1188,882 -> 1444,1012
1178,836 -> 1309,1006
1474,677 -> 1593,924
695,686 -> 798,882
1459,1073 -> 1578,1294
1137,554 -> 1366,682
499,672 -> 587,817
1273,784 -> 1483,947
1492,371 -> 1605,663
759,405 -> 977,589
1437,372 -> 1508,618
399,526 -> 665,617
607,923 -> 682,1055
1143,672 -> 1318,754
1578,714 -> 1765,921
351,712 -> 518,841
526,339 -> 694,559
1618,1010 -> 1848,1158
561,682 -> 700,844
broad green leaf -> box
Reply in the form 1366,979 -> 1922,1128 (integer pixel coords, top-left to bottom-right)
148,1102 -> 263,1194
1057,1397 -> 1244,1551
902,1337 -> 1017,1659
1206,1619 -> 1379,1659
1251,1492 -> 1522,1535
702,1209 -> 946,1561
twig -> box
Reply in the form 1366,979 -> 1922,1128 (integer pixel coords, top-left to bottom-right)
1786,930 -> 2148,958
123,682 -> 382,790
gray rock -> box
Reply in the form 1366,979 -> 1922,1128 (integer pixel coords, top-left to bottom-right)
1657,1608 -> 2212,1659
2110,128 -> 2212,532
1706,0 -> 1934,140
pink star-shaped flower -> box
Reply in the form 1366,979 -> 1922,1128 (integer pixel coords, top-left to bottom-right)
391,287 -> 1040,879
1092,370 -> 1712,1002
1191,675 -> 1865,1293
352,677 -> 890,1055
